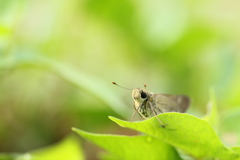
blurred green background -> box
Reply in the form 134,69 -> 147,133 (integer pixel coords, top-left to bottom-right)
1,0 -> 240,159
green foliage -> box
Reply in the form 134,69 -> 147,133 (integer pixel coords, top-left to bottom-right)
29,135 -> 84,160
0,55 -> 130,117
74,113 -> 240,160
72,128 -> 181,160
232,147 -> 240,154
0,135 -> 84,160
1,0 -> 240,159
109,114 -> 239,160
73,92 -> 240,160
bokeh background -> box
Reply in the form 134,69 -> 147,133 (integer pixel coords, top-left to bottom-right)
1,0 -> 240,159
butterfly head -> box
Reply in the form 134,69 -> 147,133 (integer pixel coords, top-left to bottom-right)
132,88 -> 148,102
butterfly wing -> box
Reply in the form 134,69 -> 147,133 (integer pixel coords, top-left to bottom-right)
151,94 -> 190,113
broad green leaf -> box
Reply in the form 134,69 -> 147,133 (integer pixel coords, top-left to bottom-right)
72,128 -> 182,160
0,135 -> 84,160
203,88 -> 220,132
109,113 -> 239,160
29,135 -> 84,160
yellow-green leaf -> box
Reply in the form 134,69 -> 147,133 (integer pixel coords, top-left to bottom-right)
72,128 -> 182,160
109,113 -> 239,160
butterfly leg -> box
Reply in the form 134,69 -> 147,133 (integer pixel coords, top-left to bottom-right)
148,101 -> 166,128
130,102 -> 147,122
130,109 -> 137,122
130,102 -> 141,122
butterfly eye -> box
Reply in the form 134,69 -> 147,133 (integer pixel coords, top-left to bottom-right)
141,91 -> 147,99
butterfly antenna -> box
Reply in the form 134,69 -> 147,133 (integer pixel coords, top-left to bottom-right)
112,82 -> 132,90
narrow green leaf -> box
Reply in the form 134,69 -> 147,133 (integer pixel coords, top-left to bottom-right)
0,55 -> 129,117
72,128 -> 182,160
109,113 -> 239,160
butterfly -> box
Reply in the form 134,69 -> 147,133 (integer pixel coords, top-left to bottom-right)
112,82 -> 190,128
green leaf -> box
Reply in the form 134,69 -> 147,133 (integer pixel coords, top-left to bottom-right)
0,55 -> 129,117
109,113 -> 239,160
0,153 -> 19,160
72,128 -> 182,160
232,147 -> 240,154
0,135 -> 84,160
99,153 -> 121,160
29,135 -> 85,160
